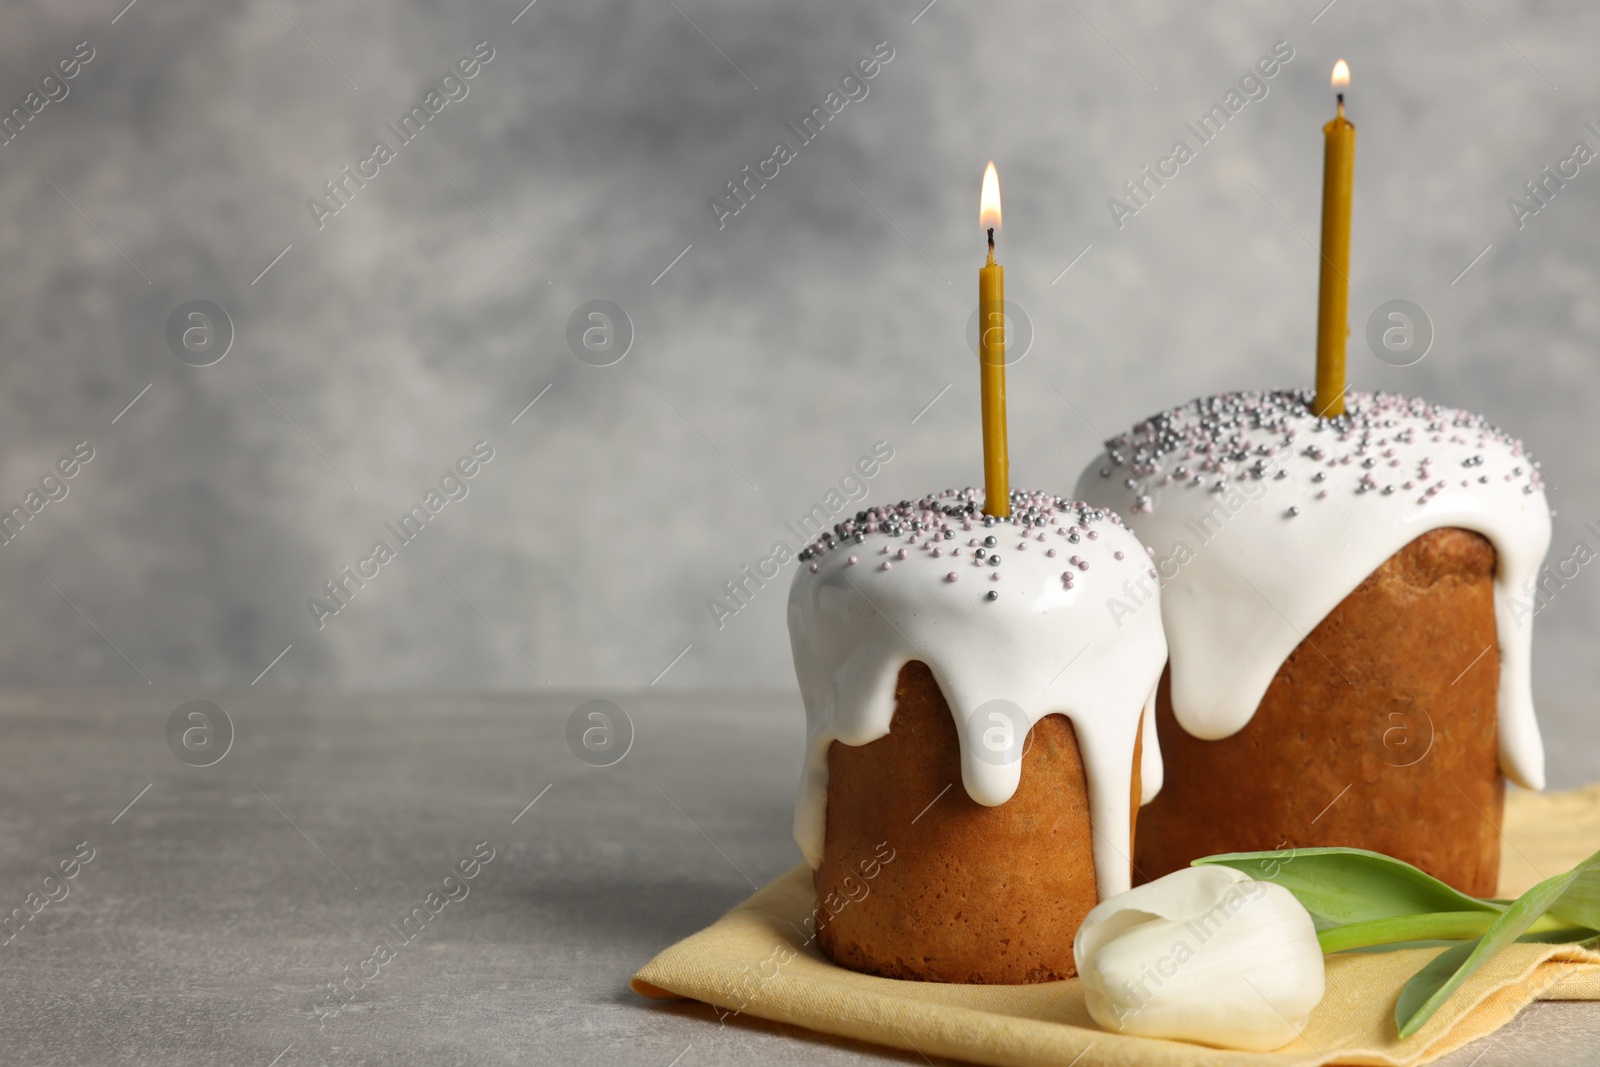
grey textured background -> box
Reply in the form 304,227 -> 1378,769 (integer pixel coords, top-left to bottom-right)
1,0 -> 1596,774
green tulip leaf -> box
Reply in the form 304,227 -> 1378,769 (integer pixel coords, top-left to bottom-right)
1194,847 -> 1502,924
1395,846 -> 1600,1039
1394,938 -> 1478,1033
1516,926 -> 1600,945
1545,855 -> 1600,930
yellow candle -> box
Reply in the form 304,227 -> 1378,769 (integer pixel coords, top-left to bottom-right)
1314,60 -> 1355,418
978,162 -> 1009,517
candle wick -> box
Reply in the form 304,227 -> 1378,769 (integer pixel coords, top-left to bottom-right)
1336,92 -> 1344,108
987,227 -> 995,252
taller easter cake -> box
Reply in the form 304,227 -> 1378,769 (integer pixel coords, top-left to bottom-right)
1076,389 -> 1551,895
788,488 -> 1167,983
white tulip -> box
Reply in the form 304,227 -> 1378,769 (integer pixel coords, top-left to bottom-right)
1074,865 -> 1326,1051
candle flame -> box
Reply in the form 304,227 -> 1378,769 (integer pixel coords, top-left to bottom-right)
1331,59 -> 1350,90
979,161 -> 1001,231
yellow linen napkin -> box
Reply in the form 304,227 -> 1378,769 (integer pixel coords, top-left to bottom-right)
632,784 -> 1600,1066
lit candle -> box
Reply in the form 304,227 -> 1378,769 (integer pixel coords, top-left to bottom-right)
1314,60 -> 1355,418
978,161 -> 1009,517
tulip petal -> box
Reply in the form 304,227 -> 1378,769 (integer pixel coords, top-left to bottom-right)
1075,868 -> 1326,1051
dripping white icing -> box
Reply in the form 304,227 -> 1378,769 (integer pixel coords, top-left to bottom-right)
1074,389 -> 1551,791
787,489 -> 1168,901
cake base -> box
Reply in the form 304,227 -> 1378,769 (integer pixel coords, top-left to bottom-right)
813,660 -> 1141,984
1134,527 -> 1504,896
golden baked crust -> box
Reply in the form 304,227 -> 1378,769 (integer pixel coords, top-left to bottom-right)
1134,526 -> 1504,895
814,660 -> 1141,983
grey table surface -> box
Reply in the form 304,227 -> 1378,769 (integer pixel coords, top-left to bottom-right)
2,690 -> 1597,1067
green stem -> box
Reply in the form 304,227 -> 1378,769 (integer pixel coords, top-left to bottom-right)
1318,911 -> 1571,954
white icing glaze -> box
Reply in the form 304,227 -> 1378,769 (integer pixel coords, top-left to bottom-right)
1074,389 -> 1551,790
787,489 -> 1168,901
